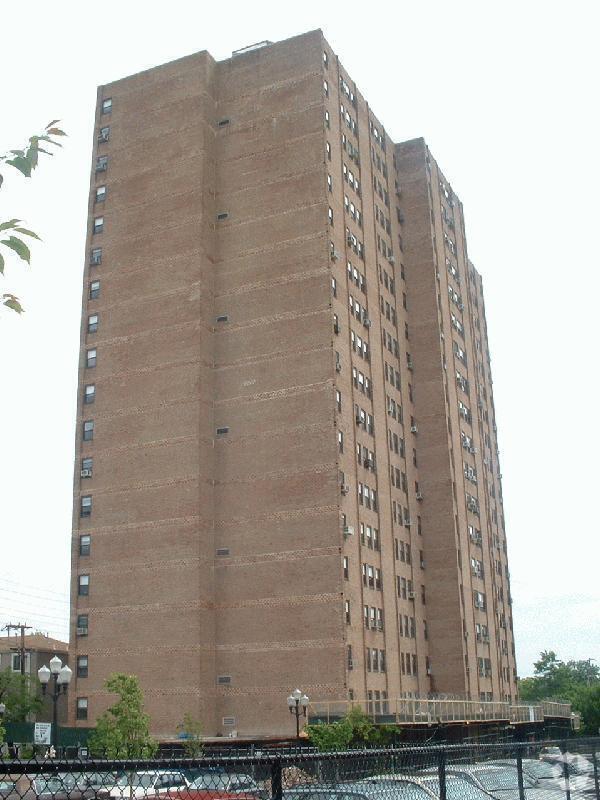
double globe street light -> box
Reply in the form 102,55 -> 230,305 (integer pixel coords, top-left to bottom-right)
287,688 -> 309,738
38,656 -> 73,750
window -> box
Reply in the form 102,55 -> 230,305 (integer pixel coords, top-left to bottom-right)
347,645 -> 353,669
81,456 -> 92,476
77,656 -> 89,678
326,141 -> 331,160
474,590 -> 487,610
84,385 -> 95,404
89,280 -> 100,299
78,574 -> 90,596
83,419 -> 94,441
81,495 -> 92,517
76,697 -> 88,720
90,247 -> 102,265
76,614 -> 88,636
323,50 -> 329,66
88,314 -> 99,334
323,79 -> 329,97
338,430 -> 344,453
216,212 -> 229,220
93,216 -> 104,234
328,207 -> 334,225
324,109 -> 330,128
216,314 -> 229,323
336,389 -> 342,412
95,155 -> 108,172
79,534 -> 91,556
86,348 -> 97,368
95,186 -> 106,203
344,600 -> 351,624
11,653 -> 30,673
101,98 -> 112,114
216,426 -> 229,436
98,126 -> 110,143
343,556 -> 349,579
217,118 -> 230,126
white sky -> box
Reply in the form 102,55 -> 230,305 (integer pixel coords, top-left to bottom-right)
1,0 -> 598,679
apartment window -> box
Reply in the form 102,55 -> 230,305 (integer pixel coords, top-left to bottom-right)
88,314 -> 99,334
101,98 -> 112,114
76,697 -> 88,720
323,79 -> 329,97
326,141 -> 331,161
83,420 -> 94,441
363,605 -> 369,629
327,174 -> 333,192
86,348 -> 97,368
89,280 -> 100,299
217,118 -> 230,127
216,427 -> 229,436
323,50 -> 329,66
98,126 -> 110,143
344,600 -> 351,625
11,653 -> 30,673
78,574 -> 90,596
325,110 -> 330,128
84,385 -> 95,404
343,556 -> 349,579
95,185 -> 106,203
93,217 -> 104,234
338,430 -> 344,453
336,390 -> 342,412
79,534 -> 91,556
95,155 -> 108,172
76,614 -> 88,636
216,212 -> 229,220
90,247 -> 102,265
474,590 -> 487,610
347,645 -> 353,670
80,495 -> 92,517
77,656 -> 89,678
328,207 -> 334,225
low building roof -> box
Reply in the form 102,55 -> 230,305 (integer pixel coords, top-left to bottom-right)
0,634 -> 68,654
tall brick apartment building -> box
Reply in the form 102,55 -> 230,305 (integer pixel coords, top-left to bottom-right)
69,29 -> 517,738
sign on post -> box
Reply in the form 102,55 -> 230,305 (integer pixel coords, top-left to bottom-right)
34,722 -> 52,745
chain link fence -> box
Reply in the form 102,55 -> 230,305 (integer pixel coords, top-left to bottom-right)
1,738 -> 599,800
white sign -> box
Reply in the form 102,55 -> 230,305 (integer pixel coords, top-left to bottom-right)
34,722 -> 52,745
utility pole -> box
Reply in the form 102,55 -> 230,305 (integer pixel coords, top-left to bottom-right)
2,623 -> 32,675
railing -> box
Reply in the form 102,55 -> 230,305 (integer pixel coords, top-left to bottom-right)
309,696 -> 571,724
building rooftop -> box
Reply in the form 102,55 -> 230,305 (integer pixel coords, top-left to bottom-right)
0,634 -> 68,653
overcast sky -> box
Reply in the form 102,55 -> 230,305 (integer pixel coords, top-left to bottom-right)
1,0 -> 598,679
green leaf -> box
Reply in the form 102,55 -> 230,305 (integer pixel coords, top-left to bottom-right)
0,252 -> 4,274
2,294 -> 24,313
13,227 -> 41,240
46,119 -> 60,128
5,156 -> 32,177
1,236 -> 31,263
47,128 -> 67,136
9,149 -> 25,157
0,219 -> 21,232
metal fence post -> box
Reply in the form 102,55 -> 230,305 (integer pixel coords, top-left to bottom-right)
438,748 -> 447,800
562,740 -> 571,800
271,758 -> 283,800
592,747 -> 599,800
516,746 -> 526,800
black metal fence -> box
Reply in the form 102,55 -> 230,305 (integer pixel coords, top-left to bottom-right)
1,738 -> 599,800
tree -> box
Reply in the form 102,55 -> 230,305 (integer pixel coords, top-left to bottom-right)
177,712 -> 204,757
306,706 -> 400,751
88,673 -> 157,758
519,651 -> 600,703
0,668 -> 43,722
0,121 -> 66,314
572,685 -> 600,736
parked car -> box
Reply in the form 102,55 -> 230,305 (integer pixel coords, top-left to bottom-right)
344,778 -> 441,800
0,782 -> 17,800
109,771 -> 189,799
5,775 -> 110,800
188,775 -> 263,799
422,764 -> 554,800
284,789 -> 374,800
366,773 -> 496,800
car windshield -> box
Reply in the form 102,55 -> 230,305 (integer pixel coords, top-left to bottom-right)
522,762 -> 558,780
0,783 -> 16,793
422,776 -> 492,800
468,769 -> 535,790
117,775 -> 157,788
285,794 -> 368,800
355,781 -> 432,800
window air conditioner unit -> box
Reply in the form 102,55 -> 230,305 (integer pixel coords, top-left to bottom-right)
469,446 -> 476,454
347,235 -> 353,245
363,318 -> 371,327
80,469 -> 92,478
341,484 -> 350,495
355,413 -> 362,424
410,425 -> 418,433
363,459 -> 372,469
407,591 -> 416,600
407,360 -> 414,370
335,362 -> 342,373
343,525 -> 354,537
389,256 -> 395,265
416,491 -> 424,501
331,250 -> 341,261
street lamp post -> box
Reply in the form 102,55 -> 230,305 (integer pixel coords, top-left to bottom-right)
38,656 -> 73,751
287,688 -> 309,738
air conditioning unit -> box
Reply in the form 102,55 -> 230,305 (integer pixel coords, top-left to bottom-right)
407,360 -> 414,370
416,491 -> 424,501
363,458 -> 373,469
76,627 -> 87,636
331,250 -> 341,261
426,667 -> 432,676
468,446 -> 477,454
341,484 -> 350,495
407,591 -> 416,600
355,413 -> 362,424
404,519 -> 411,528
458,302 -> 464,311
410,425 -> 418,433
80,469 -> 92,478
335,362 -> 342,373
389,257 -> 395,265
347,235 -> 353,245
363,318 -> 371,328
343,525 -> 354,537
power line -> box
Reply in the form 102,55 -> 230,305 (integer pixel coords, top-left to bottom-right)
0,576 -> 69,600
